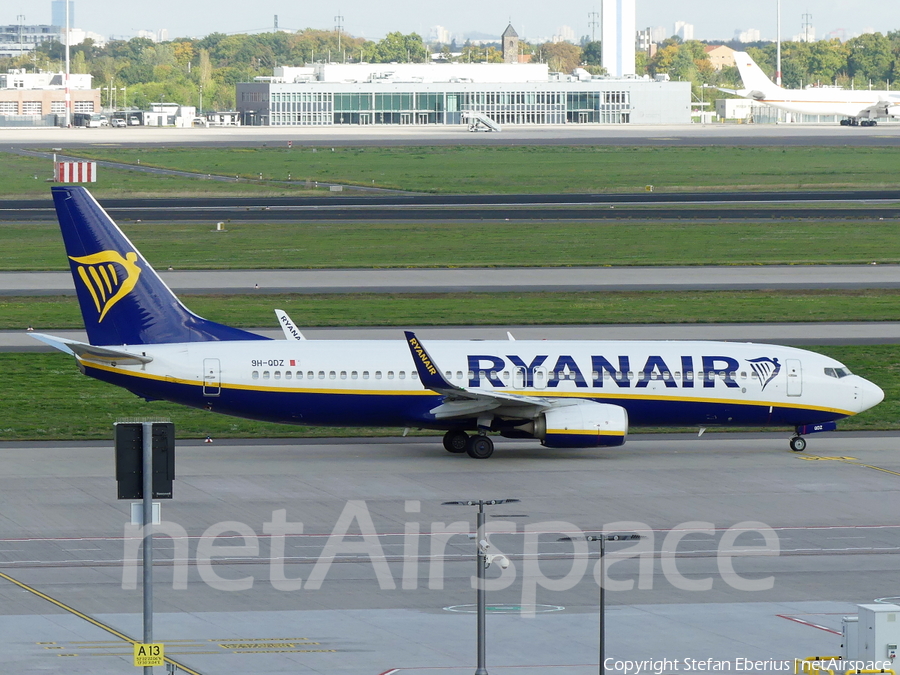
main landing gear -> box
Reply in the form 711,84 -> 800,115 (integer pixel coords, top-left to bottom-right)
840,118 -> 877,127
443,430 -> 469,453
789,435 -> 807,452
441,430 -> 495,459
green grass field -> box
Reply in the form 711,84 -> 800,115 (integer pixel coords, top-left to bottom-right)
2,345 -> 895,440
4,219 -> 899,271
0,153 -> 316,199
61,145 -> 900,193
6,289 -> 900,331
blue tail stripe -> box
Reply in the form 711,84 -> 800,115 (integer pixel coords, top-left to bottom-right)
52,186 -> 269,346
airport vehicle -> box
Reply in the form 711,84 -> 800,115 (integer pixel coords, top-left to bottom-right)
111,118 -> 127,128
33,187 -> 883,458
727,51 -> 900,126
72,113 -> 110,128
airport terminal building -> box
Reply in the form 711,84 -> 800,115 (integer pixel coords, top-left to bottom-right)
236,63 -> 691,127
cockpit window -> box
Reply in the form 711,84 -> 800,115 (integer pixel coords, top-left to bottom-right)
824,367 -> 852,378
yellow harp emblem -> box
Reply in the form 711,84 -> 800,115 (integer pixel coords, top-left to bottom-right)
68,251 -> 142,322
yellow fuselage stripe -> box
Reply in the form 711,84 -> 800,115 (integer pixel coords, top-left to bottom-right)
79,358 -> 856,417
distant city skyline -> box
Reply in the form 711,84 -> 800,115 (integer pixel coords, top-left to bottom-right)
2,0 -> 897,43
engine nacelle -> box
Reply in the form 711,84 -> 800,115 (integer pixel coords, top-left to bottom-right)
535,401 -> 628,448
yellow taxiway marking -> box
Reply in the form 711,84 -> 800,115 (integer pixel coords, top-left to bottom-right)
798,456 -> 900,478
0,571 -> 202,674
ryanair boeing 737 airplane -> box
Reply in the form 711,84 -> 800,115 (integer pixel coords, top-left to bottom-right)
33,187 -> 884,458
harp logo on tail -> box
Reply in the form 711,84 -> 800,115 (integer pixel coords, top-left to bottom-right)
69,250 -> 142,322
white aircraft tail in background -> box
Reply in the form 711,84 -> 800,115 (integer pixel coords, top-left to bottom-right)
724,51 -> 900,126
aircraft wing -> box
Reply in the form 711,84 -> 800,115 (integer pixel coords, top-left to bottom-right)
29,332 -> 153,365
863,99 -> 900,118
404,331 -> 553,419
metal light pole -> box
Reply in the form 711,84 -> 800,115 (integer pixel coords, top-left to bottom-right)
775,0 -> 782,86
141,422 -> 153,675
64,0 -> 70,127
442,499 -> 519,675
586,533 -> 641,675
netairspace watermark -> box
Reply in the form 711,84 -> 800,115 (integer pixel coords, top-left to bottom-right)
122,499 -> 780,613
605,659 -> 894,674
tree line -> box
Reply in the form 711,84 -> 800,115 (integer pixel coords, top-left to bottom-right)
2,28 -> 900,111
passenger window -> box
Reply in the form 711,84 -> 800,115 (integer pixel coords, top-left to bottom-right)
503,371 -> 510,380
375,371 -> 382,379
285,371 -> 292,380
456,371 -> 463,380
318,371 -> 325,379
274,371 -> 281,379
363,371 -> 370,379
340,371 -> 347,380
263,371 -> 270,379
399,371 -> 406,380
329,371 -> 336,379
307,371 -> 314,379
445,371 -> 452,379
468,371 -> 474,380
351,371 -> 358,379
297,371 -> 303,379
252,371 -> 259,379
387,371 -> 394,379
411,372 -> 418,380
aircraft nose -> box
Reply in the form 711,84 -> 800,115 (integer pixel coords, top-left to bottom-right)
860,378 -> 885,412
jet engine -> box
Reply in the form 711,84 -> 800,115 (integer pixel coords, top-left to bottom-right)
534,401 -> 628,448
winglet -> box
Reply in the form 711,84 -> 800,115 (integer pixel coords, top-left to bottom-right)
275,309 -> 306,340
404,331 -> 459,392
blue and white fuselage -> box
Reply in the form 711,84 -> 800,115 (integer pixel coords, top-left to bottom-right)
62,337 -> 877,429
34,186 -> 884,458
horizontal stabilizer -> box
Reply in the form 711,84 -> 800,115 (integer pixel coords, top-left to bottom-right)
30,332 -> 152,365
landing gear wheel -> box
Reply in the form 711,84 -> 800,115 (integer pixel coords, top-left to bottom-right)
790,436 -> 807,452
443,430 -> 469,453
466,435 -> 494,459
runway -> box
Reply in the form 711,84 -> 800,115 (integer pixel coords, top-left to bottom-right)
4,122 -> 900,148
4,187 -> 900,223
2,432 -> 899,673
4,265 -> 900,296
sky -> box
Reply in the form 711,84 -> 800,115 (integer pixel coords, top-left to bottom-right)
5,0 -> 900,44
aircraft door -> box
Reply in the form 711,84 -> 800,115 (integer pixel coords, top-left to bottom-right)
513,367 -> 526,389
786,359 -> 802,396
203,358 -> 221,396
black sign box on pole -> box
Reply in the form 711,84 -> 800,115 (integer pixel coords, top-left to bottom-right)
114,422 -> 175,500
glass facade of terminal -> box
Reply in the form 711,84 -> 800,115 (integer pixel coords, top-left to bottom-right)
239,80 -> 689,126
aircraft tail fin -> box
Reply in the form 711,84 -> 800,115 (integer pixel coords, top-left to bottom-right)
52,186 -> 269,346
733,51 -> 781,97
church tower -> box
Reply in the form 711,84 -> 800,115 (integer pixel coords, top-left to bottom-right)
502,23 -> 519,64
